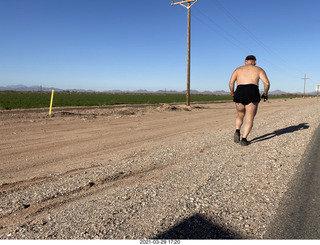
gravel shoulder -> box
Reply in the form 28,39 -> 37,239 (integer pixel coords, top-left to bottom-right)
0,97 -> 319,239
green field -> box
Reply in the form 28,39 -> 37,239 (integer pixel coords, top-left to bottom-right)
0,91 -> 304,110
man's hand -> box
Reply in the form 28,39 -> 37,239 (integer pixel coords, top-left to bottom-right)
261,93 -> 268,102
231,92 -> 235,102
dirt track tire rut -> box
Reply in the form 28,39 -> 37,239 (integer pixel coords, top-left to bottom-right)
0,161 -> 173,232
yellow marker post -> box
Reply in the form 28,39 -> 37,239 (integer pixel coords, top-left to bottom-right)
49,89 -> 54,116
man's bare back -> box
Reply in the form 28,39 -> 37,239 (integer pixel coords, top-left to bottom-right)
229,59 -> 270,95
233,65 -> 264,85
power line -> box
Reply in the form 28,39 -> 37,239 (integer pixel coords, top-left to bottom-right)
211,0 -> 304,75
192,6 -> 284,72
192,8 -> 254,53
213,1 -> 275,56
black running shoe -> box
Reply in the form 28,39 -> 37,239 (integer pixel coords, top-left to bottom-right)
234,131 -> 240,143
240,138 -> 249,146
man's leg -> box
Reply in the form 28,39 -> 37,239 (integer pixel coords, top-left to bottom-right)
234,103 -> 245,142
235,103 -> 245,130
242,102 -> 259,139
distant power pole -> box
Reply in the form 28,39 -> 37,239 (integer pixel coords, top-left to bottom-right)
171,0 -> 198,106
301,74 -> 310,97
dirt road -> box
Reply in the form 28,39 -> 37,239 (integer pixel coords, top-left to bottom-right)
0,99 -> 296,185
0,98 -> 318,239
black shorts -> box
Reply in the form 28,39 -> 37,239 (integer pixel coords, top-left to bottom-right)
234,84 -> 261,105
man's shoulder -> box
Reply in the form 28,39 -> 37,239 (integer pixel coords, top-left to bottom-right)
248,65 -> 265,73
235,65 -> 246,71
235,65 -> 265,73
256,66 -> 267,74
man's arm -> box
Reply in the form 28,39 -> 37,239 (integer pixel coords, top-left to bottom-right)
229,69 -> 238,95
259,69 -> 270,95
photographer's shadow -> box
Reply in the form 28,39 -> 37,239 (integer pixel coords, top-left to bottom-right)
250,123 -> 309,144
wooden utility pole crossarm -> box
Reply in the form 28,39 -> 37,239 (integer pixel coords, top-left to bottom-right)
171,0 -> 197,6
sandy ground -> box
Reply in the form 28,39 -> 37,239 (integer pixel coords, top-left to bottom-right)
0,97 -> 318,239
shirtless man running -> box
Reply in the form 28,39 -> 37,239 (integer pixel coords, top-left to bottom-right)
229,55 -> 270,146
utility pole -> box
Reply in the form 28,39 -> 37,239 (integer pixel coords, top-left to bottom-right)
171,0 -> 198,106
301,74 -> 309,97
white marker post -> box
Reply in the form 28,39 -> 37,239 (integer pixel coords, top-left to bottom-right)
316,85 -> 320,101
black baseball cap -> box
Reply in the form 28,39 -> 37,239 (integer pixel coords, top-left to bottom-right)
245,55 -> 256,61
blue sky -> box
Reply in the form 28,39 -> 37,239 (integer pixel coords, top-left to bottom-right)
0,0 -> 319,93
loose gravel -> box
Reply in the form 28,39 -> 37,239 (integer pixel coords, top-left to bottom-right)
1,98 -> 319,239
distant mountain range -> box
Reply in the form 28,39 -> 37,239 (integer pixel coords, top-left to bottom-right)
0,84 -> 314,95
